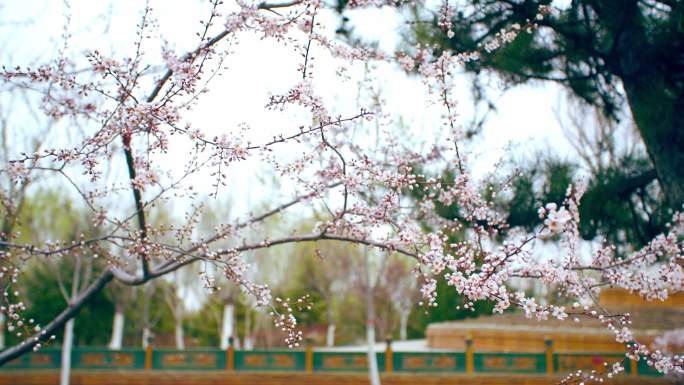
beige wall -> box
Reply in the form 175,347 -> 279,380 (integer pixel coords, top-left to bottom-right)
599,288 -> 684,308
427,325 -> 655,352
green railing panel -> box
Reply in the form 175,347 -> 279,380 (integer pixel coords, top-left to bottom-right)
2,348 -> 61,370
554,353 -> 628,374
313,351 -> 385,372
392,352 -> 466,372
636,357 -> 663,376
152,349 -> 225,370
474,352 -> 546,373
234,350 -> 305,371
0,347 -> 671,377
73,348 -> 145,370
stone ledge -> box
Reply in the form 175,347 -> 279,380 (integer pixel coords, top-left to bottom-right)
0,371 -> 676,385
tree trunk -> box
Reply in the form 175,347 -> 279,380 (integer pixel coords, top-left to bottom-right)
326,305 -> 335,347
399,309 -> 409,341
326,323 -> 336,347
142,283 -> 152,348
617,14 -> 684,211
365,252 -> 381,385
366,324 -> 380,385
220,302 -> 235,350
108,306 -> 124,350
142,327 -> 151,349
174,299 -> 184,350
624,76 -> 684,209
244,310 -> 253,350
60,318 -> 74,385
174,319 -> 185,350
0,313 -> 5,350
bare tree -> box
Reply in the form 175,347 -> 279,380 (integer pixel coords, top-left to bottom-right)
218,282 -> 240,350
161,269 -> 199,350
51,255 -> 96,385
386,257 -> 418,341
363,247 -> 382,385
305,243 -> 352,347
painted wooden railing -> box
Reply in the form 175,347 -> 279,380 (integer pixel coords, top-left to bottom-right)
0,340 -> 664,376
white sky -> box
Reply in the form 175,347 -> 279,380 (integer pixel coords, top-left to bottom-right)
0,0 -> 575,205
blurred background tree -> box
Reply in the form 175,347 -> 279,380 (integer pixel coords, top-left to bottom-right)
405,0 -> 683,210
9,190 -> 114,347
332,0 -> 681,253
496,99 -> 667,254
334,0 -> 681,248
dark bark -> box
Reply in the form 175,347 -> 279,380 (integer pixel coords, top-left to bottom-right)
623,73 -> 684,210
614,4 -> 684,209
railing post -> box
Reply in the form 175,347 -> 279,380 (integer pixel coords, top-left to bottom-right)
627,341 -> 638,377
630,358 -> 638,376
227,337 -> 235,371
144,345 -> 153,370
545,338 -> 554,375
305,339 -> 313,373
465,337 -> 474,374
385,338 -> 393,373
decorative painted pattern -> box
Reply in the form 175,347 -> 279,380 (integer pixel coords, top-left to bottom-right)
3,349 -> 60,369
234,351 -> 305,371
393,352 -> 466,372
152,350 -> 225,370
313,352 -> 385,372
554,353 -> 629,374
474,353 -> 546,373
73,349 -> 145,369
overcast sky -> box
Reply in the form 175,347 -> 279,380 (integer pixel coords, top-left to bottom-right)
0,0 -> 577,203
1,0 -> 608,310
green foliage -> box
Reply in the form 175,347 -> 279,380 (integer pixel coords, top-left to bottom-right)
577,157 -> 667,249
15,190 -> 94,243
406,0 -> 683,118
125,282 -> 176,346
184,295 -> 222,347
276,242 -> 354,344
12,261 -> 115,347
542,161 -> 575,206
279,278 -> 327,328
335,294 -> 366,345
7,190 -> 116,346
503,159 -> 574,229
398,0 -> 684,210
489,31 -> 555,79
505,172 -> 537,231
500,154 -> 666,252
407,276 -> 496,339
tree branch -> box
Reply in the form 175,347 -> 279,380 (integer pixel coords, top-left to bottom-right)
0,271 -> 114,365
146,0 -> 303,104
122,135 -> 150,279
